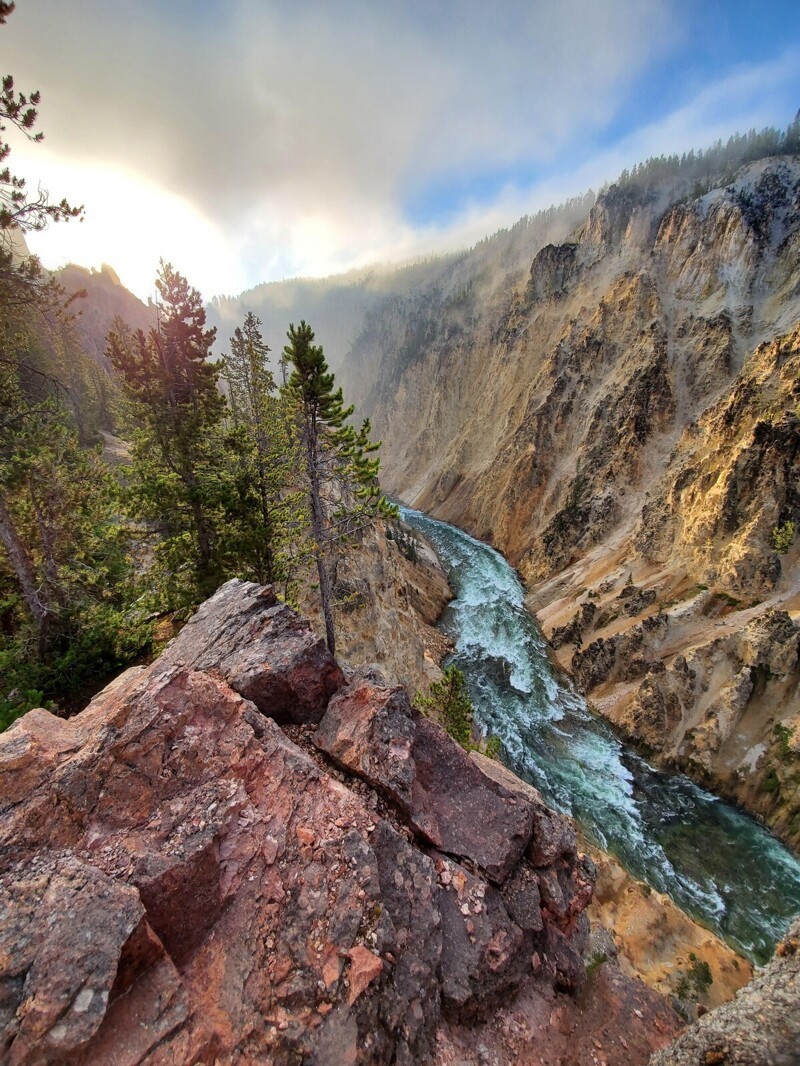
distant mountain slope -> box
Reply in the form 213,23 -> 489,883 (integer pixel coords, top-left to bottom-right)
57,263 -> 154,367
206,192 -> 594,370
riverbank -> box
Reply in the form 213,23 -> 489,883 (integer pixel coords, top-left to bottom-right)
402,506 -> 800,965
532,527 -> 800,855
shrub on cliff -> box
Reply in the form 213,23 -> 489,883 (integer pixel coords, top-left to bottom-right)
772,521 -> 795,555
417,664 -> 475,749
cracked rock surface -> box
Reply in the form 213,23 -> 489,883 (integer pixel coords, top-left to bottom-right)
0,582 -> 681,1064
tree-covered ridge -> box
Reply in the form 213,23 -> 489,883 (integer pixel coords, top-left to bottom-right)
3,259 -> 392,725
339,112 -> 800,415
611,112 -> 800,195
0,8 -> 392,727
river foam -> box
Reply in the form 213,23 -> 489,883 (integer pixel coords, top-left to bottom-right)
402,506 -> 800,963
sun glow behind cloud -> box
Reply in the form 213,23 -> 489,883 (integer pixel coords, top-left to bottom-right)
16,149 -> 249,301
5,0 -> 800,301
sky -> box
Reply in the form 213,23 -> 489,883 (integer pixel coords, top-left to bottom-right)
4,0 -> 800,302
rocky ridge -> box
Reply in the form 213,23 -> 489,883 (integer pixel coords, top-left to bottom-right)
0,580 -> 682,1065
299,520 -> 453,699
652,919 -> 800,1066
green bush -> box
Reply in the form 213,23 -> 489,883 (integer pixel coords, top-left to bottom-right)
585,951 -> 608,977
0,686 -> 51,733
416,665 -> 475,749
772,521 -> 795,555
762,769 -> 780,794
673,953 -> 713,1002
483,735 -> 503,759
0,604 -> 153,733
774,723 -> 794,760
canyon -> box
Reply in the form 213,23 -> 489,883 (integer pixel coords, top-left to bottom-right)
28,148 -> 800,1065
338,156 -> 800,851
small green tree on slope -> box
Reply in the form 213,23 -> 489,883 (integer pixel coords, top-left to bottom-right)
283,319 -> 396,655
416,665 -> 475,748
221,311 -> 304,596
416,663 -> 502,755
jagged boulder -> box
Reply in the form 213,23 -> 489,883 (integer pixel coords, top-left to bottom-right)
314,667 -> 535,883
156,578 -> 345,723
525,241 -> 580,303
0,584 -> 679,1065
469,751 -> 579,869
0,666 -> 446,1064
434,853 -> 529,1013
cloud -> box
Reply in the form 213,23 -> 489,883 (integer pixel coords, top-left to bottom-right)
4,0 -> 676,296
5,1 -> 799,299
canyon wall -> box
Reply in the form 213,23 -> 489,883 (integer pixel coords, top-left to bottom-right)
341,157 -> 800,847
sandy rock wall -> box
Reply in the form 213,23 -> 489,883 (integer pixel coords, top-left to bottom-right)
342,156 -> 800,845
300,521 -> 453,698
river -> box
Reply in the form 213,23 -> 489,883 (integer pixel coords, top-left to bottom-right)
401,505 -> 800,964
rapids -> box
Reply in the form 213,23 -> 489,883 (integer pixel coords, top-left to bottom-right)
401,506 -> 800,964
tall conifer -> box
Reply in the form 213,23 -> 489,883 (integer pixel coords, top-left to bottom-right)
283,319 -> 395,654
221,312 -> 303,593
108,262 -> 225,604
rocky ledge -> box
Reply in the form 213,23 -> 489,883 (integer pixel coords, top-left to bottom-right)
0,580 -> 680,1065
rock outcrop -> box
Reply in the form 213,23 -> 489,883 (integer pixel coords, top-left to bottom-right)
315,669 -> 537,884
0,581 -> 680,1065
157,579 -> 346,723
300,521 -> 453,698
652,919 -> 800,1066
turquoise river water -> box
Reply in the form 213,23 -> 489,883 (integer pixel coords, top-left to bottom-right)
401,506 -> 800,964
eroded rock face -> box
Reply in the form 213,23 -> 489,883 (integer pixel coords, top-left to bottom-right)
652,919 -> 800,1066
0,586 -> 623,1065
314,669 -> 598,997
335,154 -> 800,848
1,666 -> 449,1064
568,600 -> 800,850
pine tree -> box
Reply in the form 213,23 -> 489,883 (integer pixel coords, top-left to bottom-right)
416,665 -> 475,749
0,5 -> 81,315
283,320 -> 396,654
0,327 -> 145,721
108,262 -> 226,606
221,312 -> 304,593
0,4 -> 88,662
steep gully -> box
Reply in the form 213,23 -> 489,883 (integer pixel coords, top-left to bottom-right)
401,505 -> 800,964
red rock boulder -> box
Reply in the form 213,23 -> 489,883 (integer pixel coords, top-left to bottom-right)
314,668 -> 535,883
156,578 -> 345,723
